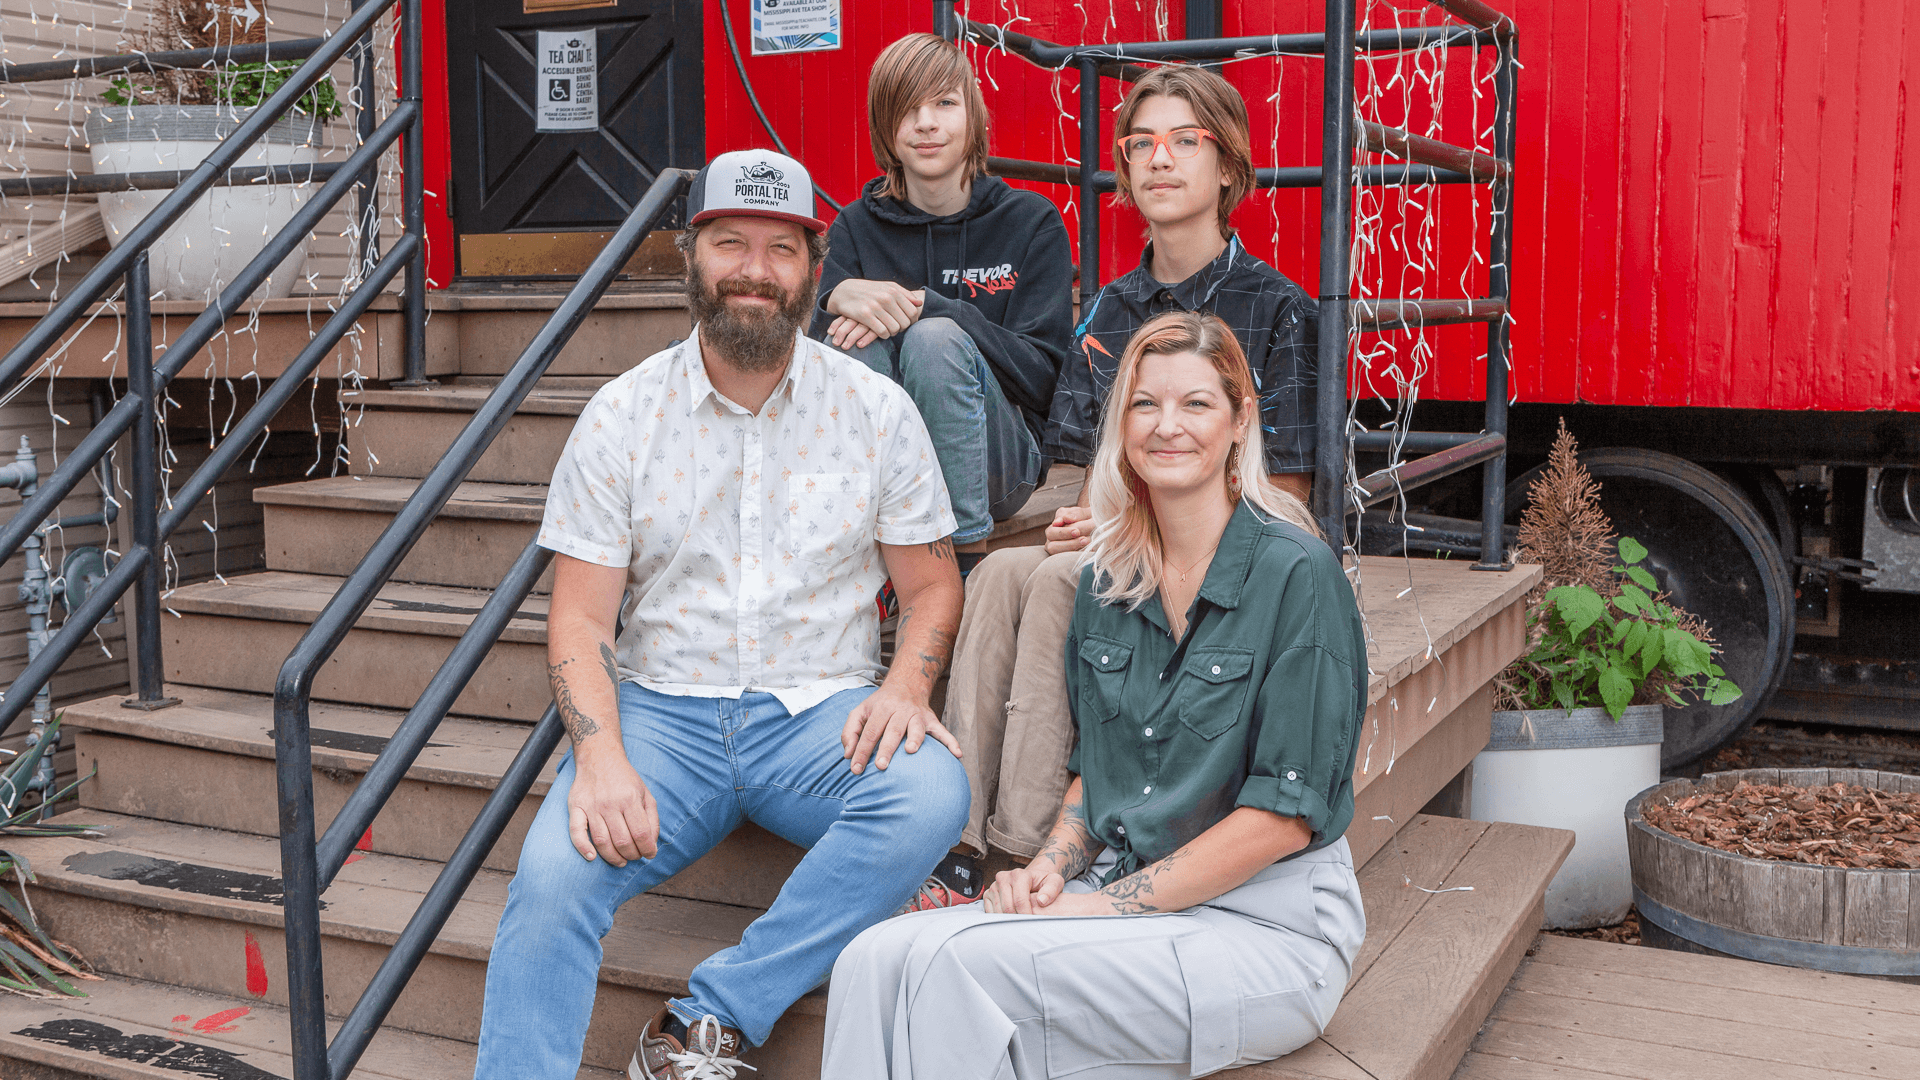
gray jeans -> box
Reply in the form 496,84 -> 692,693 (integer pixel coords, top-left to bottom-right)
843,318 -> 1043,544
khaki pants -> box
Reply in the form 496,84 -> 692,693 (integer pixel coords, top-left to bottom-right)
944,546 -> 1084,858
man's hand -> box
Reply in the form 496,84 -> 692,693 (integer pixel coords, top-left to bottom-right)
827,279 -> 924,345
841,685 -> 962,774
981,864 -> 1066,914
1045,504 -> 1094,555
567,756 -> 659,867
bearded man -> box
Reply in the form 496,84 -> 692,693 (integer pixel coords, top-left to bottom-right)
473,150 -> 970,1080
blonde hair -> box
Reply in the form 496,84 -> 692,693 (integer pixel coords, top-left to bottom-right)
1083,311 -> 1318,610
867,34 -> 991,202
1111,65 -> 1255,241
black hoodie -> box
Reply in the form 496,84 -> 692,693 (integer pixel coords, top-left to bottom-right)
810,176 -> 1073,437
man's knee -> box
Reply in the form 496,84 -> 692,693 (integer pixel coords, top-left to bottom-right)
866,744 -> 971,838
507,836 -> 615,912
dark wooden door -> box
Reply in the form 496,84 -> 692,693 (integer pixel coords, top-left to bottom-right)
447,0 -> 701,245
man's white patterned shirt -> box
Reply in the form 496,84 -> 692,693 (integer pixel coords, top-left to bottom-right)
537,329 -> 955,716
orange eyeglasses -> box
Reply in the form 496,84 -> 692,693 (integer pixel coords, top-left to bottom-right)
1114,128 -> 1217,165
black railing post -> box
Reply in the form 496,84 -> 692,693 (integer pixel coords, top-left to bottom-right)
933,0 -> 957,40
397,0 -> 431,387
121,253 -> 177,712
350,0 -> 381,281
1078,55 -> 1102,298
1474,26 -> 1517,570
1315,0 -> 1357,546
280,666 -> 327,1080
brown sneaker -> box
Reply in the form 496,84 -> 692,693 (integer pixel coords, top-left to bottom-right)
631,1009 -> 754,1080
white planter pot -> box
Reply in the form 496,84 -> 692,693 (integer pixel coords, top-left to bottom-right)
85,105 -> 328,301
1471,704 -> 1664,929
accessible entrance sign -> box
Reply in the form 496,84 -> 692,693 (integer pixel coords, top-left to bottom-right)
536,29 -> 597,132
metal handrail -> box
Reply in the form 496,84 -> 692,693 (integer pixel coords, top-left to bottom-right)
0,36 -> 326,84
270,166 -> 695,1080
0,160 -> 349,198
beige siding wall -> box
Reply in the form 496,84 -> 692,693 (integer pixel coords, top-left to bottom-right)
0,0 -> 403,297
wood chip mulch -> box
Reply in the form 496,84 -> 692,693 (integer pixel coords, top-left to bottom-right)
1641,779 -> 1920,869
1544,907 -> 1641,946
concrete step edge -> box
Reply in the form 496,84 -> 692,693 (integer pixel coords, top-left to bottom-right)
254,475 -> 548,523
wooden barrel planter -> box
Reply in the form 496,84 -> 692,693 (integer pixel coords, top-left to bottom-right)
1627,768 -> 1919,977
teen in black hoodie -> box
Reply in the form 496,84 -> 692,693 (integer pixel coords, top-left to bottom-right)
809,34 -> 1073,545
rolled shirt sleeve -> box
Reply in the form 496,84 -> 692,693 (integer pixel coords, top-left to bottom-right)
1235,641 -> 1361,845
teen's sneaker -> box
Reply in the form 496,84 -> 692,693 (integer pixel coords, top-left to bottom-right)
930,849 -> 984,899
894,874 -> 981,915
631,1009 -> 754,1080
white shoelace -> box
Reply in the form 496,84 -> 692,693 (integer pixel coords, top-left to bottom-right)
667,1016 -> 756,1080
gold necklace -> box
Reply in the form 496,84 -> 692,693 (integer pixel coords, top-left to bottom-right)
1164,539 -> 1221,583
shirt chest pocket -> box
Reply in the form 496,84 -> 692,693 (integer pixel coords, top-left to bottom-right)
786,472 -> 872,567
1178,647 -> 1255,740
1077,635 -> 1133,724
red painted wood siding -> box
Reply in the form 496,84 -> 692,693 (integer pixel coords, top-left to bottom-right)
696,1 -> 1916,412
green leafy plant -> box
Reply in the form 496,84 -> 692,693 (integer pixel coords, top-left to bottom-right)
103,62 -> 342,119
1507,536 -> 1742,721
0,714 -> 105,997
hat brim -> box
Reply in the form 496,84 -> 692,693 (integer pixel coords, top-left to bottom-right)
690,207 -> 828,235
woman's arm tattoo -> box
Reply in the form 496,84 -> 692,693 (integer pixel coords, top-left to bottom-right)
1032,789 -> 1100,881
1097,847 -> 1191,914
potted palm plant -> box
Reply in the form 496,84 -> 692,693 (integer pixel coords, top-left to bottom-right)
1473,422 -> 1740,929
84,0 -> 341,300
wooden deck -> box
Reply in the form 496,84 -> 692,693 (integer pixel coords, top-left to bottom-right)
1455,935 -> 1920,1080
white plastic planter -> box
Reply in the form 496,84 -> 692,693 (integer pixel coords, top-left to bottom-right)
1471,704 -> 1664,929
85,104 -> 327,301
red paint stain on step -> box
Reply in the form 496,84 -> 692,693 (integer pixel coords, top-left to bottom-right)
243,931 -> 269,997
193,1007 -> 250,1033
343,826 -> 373,865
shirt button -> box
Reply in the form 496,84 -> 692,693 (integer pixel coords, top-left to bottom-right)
1143,786 -> 1152,795
1117,825 -> 1126,836
1287,770 -> 1298,781
1143,727 -> 1153,737
1101,655 -> 1110,664
1158,672 -> 1165,680
1212,665 -> 1222,675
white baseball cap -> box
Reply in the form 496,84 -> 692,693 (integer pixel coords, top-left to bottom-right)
687,149 -> 827,234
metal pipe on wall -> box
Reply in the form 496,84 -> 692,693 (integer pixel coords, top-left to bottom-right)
1078,56 -> 1102,298
1475,27 -> 1518,570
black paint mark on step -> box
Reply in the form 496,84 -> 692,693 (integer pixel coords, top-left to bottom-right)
14,1019 -> 284,1080
304,726 -> 449,757
376,597 -> 547,622
61,851 -> 324,909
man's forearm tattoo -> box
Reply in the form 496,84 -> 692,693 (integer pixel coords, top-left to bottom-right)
1098,847 -> 1190,915
1033,789 -> 1099,881
918,625 -> 954,682
599,641 -> 621,690
548,656 -> 600,745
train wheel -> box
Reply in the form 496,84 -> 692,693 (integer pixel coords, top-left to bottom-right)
1507,448 -> 1795,770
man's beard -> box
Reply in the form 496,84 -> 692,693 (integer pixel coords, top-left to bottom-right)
686,252 -> 818,373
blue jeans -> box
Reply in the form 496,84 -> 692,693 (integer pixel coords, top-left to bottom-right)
473,683 -> 970,1077
845,318 -> 1044,544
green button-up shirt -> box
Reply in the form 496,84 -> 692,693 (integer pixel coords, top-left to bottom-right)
1065,501 -> 1367,883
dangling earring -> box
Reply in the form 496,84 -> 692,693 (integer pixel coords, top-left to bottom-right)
1226,442 -> 1243,500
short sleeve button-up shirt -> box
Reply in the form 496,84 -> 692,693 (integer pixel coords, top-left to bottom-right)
1065,502 -> 1367,883
537,329 -> 956,716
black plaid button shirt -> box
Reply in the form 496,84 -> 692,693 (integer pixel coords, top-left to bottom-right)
1041,237 -> 1319,475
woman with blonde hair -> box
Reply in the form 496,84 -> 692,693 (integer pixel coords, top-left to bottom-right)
823,311 -> 1366,1079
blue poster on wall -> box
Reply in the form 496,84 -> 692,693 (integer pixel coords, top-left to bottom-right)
751,0 -> 842,55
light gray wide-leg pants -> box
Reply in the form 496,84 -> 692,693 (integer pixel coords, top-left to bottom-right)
823,838 -> 1366,1080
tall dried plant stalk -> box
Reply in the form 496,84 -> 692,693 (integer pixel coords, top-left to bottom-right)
1514,419 -> 1618,605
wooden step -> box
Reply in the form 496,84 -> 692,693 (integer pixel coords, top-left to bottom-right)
160,571 -> 548,722
1455,934 -> 1920,1080
61,684 -> 802,906
6,809 -> 827,1076
347,382 -> 594,484
0,972 -> 622,1080
257,475 -> 549,592
1249,814 -> 1575,1080
430,284 -> 689,378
